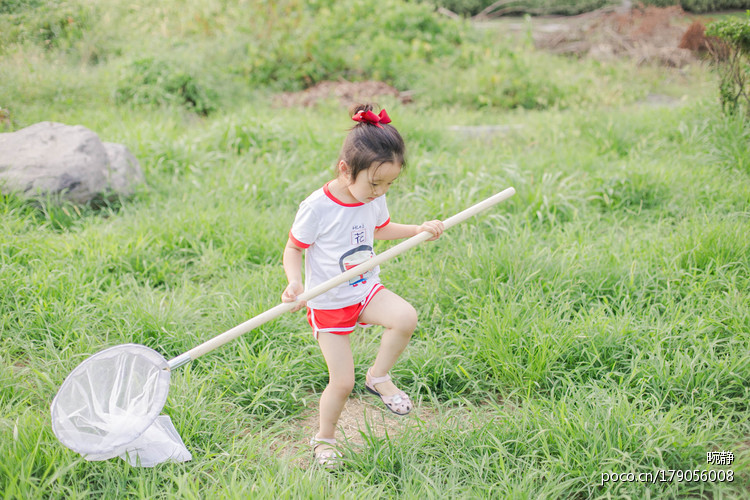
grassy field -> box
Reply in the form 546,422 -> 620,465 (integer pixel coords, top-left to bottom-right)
2,0 -> 749,498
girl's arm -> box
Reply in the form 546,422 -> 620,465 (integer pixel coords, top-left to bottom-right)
281,238 -> 306,311
374,220 -> 444,241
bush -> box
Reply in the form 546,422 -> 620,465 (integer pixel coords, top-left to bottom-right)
114,58 -> 219,115
706,12 -> 750,116
651,0 -> 750,13
429,0 -> 488,16
0,0 -> 42,14
238,0 -> 464,91
427,0 -> 750,16
424,0 -> 614,17
0,0 -> 93,51
614,0 -> 750,13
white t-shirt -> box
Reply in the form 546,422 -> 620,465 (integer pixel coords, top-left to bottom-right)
289,182 -> 391,309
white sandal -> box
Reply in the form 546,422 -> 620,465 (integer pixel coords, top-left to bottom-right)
310,435 -> 340,468
365,368 -> 413,416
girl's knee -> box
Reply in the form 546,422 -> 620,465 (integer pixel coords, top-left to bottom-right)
327,376 -> 355,397
398,303 -> 418,333
362,290 -> 418,333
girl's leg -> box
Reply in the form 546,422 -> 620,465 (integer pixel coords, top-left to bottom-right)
358,289 -> 418,397
316,332 -> 355,440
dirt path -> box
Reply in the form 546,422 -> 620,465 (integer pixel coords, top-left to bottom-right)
478,5 -> 707,67
271,394 -> 442,468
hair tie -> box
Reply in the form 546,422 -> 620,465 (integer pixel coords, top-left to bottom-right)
352,109 -> 391,128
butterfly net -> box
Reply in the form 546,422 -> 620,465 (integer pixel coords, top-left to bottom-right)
51,344 -> 191,467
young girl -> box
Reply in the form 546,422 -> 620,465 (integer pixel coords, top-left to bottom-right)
281,104 -> 444,466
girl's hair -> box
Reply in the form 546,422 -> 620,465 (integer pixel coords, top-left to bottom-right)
338,103 -> 406,181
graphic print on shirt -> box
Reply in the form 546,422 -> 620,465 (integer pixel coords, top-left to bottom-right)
351,223 -> 367,245
338,244 -> 374,287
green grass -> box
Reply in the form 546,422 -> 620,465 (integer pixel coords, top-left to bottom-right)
2,0 -> 750,498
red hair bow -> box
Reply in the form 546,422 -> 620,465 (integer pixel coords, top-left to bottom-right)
352,109 -> 391,128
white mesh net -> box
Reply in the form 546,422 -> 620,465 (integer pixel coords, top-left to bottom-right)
51,344 -> 191,466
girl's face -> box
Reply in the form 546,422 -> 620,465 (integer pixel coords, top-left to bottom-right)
341,161 -> 402,204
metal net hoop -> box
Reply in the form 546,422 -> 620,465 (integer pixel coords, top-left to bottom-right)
50,344 -> 171,459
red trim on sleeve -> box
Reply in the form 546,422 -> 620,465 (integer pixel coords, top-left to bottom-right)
375,217 -> 391,229
288,231 -> 311,249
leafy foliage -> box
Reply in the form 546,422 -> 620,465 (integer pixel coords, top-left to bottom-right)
0,0 -> 93,51
643,0 -> 750,12
238,0 -> 464,90
427,0 -> 750,16
706,12 -> 750,116
707,11 -> 750,53
114,58 -> 219,115
424,0 -> 613,17
0,0 -> 42,14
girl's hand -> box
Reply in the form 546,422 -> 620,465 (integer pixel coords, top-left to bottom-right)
417,220 -> 444,241
282,281 -> 306,312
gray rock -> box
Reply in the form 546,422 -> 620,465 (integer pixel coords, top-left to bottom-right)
102,142 -> 145,197
0,122 -> 144,204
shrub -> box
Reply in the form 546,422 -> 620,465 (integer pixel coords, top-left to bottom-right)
679,20 -> 712,52
0,0 -> 93,51
114,57 -> 219,115
0,0 -> 42,14
672,1 -> 750,13
429,0 -> 488,16
423,0 -> 614,17
427,0 -> 750,16
240,0 -> 464,91
706,12 -> 750,116
632,1 -> 750,13
0,0 -> 41,14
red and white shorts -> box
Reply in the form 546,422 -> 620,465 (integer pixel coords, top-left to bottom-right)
307,283 -> 385,339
